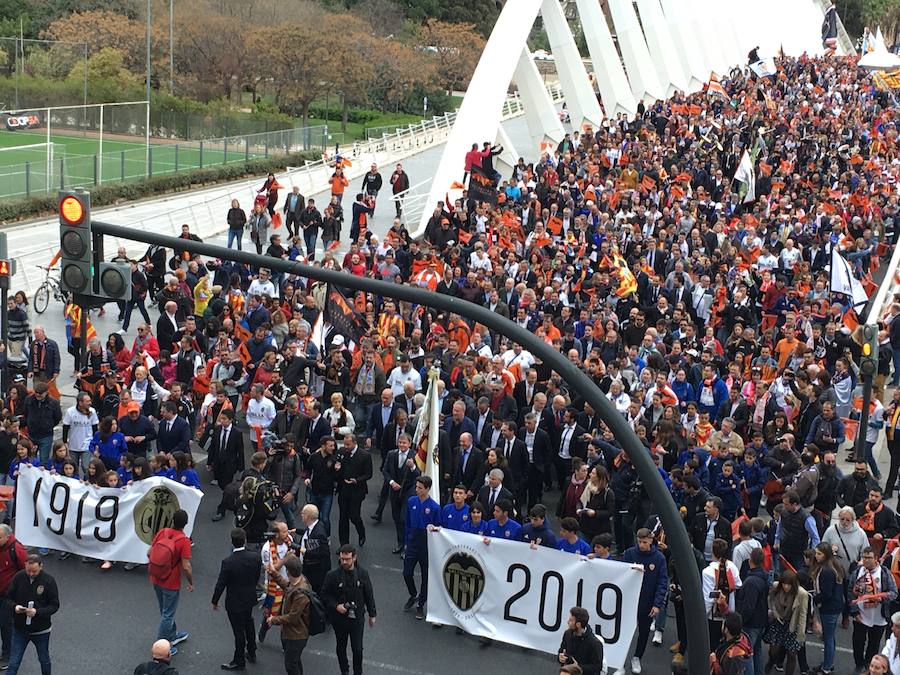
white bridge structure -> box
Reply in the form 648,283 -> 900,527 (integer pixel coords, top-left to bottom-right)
408,0 -> 850,237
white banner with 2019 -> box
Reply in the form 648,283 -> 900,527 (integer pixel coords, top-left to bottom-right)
14,466 -> 202,564
426,528 -> 643,671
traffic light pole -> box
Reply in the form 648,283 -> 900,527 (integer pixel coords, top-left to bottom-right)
854,374 -> 873,461
89,220 -> 711,672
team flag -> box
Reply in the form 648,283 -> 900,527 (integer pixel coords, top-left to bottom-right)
324,285 -> 367,351
413,369 -> 442,500
734,151 -> 756,204
829,248 -> 869,310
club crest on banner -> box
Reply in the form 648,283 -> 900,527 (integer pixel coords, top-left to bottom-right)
442,548 -> 486,613
133,485 -> 182,544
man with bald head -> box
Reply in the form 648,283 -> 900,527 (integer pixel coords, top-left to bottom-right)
299,504 -> 331,592
156,300 -> 180,352
133,639 -> 177,674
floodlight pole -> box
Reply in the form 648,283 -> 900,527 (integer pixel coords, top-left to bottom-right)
88,220 -> 711,671
145,0 -> 152,113
169,0 -> 174,96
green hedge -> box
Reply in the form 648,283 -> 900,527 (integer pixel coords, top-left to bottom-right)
306,104 -> 382,125
0,151 -> 321,225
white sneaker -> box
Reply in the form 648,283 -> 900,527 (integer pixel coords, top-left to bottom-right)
631,656 -> 642,673
652,629 -> 663,645
612,670 -> 626,675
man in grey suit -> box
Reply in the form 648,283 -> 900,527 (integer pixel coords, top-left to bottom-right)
382,434 -> 421,555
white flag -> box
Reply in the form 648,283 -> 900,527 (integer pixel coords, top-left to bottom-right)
413,369 -> 442,499
749,58 -> 777,78
829,246 -> 869,309
734,150 -> 756,203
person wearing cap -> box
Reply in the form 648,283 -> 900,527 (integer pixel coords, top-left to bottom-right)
118,400 -> 157,458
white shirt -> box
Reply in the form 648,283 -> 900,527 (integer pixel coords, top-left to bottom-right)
701,560 -> 742,618
246,396 -> 276,430
501,349 -> 535,373
261,540 -> 290,585
63,406 -> 99,454
387,366 -> 422,398
248,279 -> 276,297
559,423 -> 575,459
524,431 -> 535,461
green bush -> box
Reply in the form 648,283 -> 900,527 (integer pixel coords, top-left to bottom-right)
0,151 -> 321,224
306,104 -> 381,125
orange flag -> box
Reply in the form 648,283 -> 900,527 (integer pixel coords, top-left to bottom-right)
843,309 -> 859,332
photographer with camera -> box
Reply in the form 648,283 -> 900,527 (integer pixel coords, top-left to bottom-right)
266,433 -> 304,530
321,545 -> 376,675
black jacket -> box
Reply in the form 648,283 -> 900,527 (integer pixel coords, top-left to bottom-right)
382,448 -> 420,499
558,625 -> 604,675
337,447 -> 373,499
516,427 -> 551,466
22,395 -> 62,438
737,567 -> 769,629
212,548 -> 262,612
134,660 -> 178,674
690,513 -> 732,556
321,565 -> 377,623
300,520 -> 331,593
4,569 -> 59,634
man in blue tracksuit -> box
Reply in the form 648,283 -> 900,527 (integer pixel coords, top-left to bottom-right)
402,476 -> 441,620
621,527 -> 668,674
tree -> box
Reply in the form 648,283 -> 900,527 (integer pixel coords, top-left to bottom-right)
246,20 -> 340,124
174,8 -> 248,100
417,19 -> 483,93
67,47 -> 140,102
329,14 -> 376,131
364,38 -> 429,112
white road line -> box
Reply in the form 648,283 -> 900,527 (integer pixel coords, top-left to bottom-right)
306,648 -> 435,674
805,639 -> 854,654
370,563 -> 404,573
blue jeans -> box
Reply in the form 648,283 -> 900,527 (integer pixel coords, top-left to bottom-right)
280,501 -> 297,530
32,436 -> 53,465
744,626 -> 764,675
309,492 -> 333,535
6,628 -> 51,675
865,440 -> 881,478
303,228 -> 317,260
227,229 -> 243,250
820,612 -> 840,669
154,584 -> 180,641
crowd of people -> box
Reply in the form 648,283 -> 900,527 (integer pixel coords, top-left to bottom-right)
0,48 -> 896,675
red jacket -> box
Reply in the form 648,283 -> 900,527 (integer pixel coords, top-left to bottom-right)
0,536 -> 27,594
464,149 -> 483,173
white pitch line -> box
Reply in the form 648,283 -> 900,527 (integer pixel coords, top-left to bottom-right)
306,648 -> 436,674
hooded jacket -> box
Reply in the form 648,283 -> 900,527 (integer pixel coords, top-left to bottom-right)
711,631 -> 753,675
621,543 -> 667,610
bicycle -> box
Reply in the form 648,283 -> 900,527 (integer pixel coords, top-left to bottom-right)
33,265 -> 69,314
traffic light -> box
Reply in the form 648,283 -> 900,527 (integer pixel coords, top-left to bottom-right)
0,258 -> 10,290
95,260 -> 131,301
860,324 -> 879,378
58,189 -> 92,295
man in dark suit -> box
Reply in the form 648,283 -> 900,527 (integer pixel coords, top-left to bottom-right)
554,409 -> 588,491
499,422 -> 530,511
337,434 -> 373,547
479,415 -> 505,452
393,383 -> 417,418
689,496 -> 732,562
444,400 -> 476,453
156,301 -> 180,353
141,244 -> 168,295
644,241 -> 668,277
488,381 -> 518,423
208,409 -> 245,521
469,398 -> 494,448
444,433 -> 484,500
476,468 -> 514,516
282,186 -> 305,238
212,528 -> 263,671
513,369 -> 545,411
371,408 -> 414,524
272,398 -> 305,440
717,386 -> 750,437
381,434 -> 420,554
365,389 -> 400,464
517,413 -> 551,509
299,400 -> 330,454
298,503 -> 331,592
157,400 -> 191,455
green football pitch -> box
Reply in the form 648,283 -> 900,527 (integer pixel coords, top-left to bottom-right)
0,129 -> 266,200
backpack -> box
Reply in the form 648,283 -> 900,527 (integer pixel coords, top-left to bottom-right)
300,587 -> 329,636
148,530 -> 183,579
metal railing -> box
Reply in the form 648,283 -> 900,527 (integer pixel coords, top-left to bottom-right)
0,125 -> 329,200
10,82 -> 566,294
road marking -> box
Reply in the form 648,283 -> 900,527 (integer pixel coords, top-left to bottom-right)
806,639 -> 853,654
370,563 -> 403,573
307,648 -> 435,674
